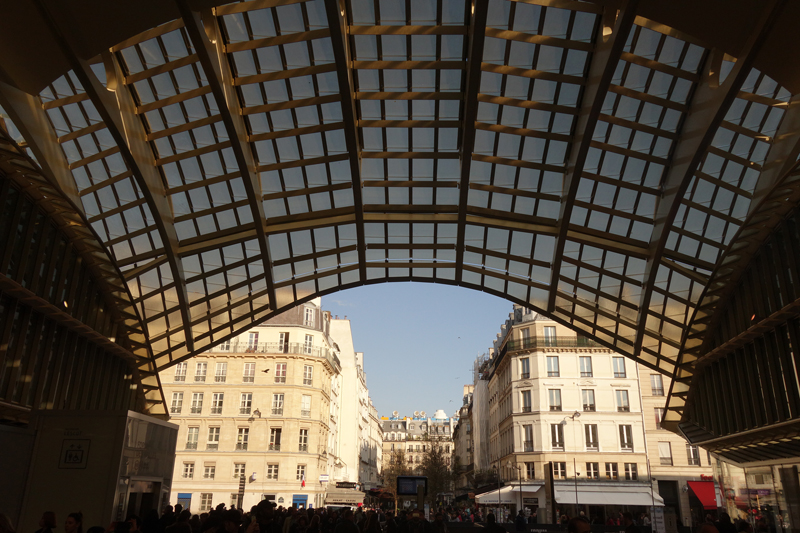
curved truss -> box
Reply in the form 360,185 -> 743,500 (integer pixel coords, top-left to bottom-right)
2,0 -> 800,431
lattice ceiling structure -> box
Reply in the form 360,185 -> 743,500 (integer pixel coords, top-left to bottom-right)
2,0 -> 800,460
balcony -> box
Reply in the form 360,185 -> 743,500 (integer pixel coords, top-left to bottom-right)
299,444 -> 308,452
303,379 -> 313,385
521,372 -> 530,379
190,407 -> 202,414
170,407 -> 181,414
521,406 -> 531,413
583,404 -> 596,412
207,443 -> 219,450
274,376 -> 286,383
301,409 -> 311,418
660,457 -> 673,466
550,406 -> 562,412
174,375 -> 185,382
618,406 -> 630,412
236,443 -> 248,450
243,376 -> 254,383
272,408 -> 283,416
206,341 -> 341,369
215,375 -> 226,383
688,457 -> 701,466
501,335 -> 602,356
211,407 -> 223,414
269,444 -> 281,451
194,375 -> 206,382
580,372 -> 593,378
185,442 -> 197,450
524,441 -> 533,452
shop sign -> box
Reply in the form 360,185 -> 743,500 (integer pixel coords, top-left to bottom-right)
523,498 -> 538,505
740,489 -> 771,496
320,474 -> 329,483
337,481 -> 358,489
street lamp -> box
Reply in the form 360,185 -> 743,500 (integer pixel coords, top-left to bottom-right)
507,460 -> 523,516
563,411 -> 581,512
492,465 -> 500,516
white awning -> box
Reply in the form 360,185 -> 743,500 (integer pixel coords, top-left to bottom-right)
555,486 -> 664,506
476,486 -> 516,504
325,489 -> 364,505
511,483 -> 544,492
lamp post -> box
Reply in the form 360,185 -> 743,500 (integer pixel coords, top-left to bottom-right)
492,464 -> 500,518
565,411 -> 581,513
508,460 -> 523,516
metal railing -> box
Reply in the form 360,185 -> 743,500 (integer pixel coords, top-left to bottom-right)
170,407 -> 181,414
521,372 -> 530,379
191,407 -> 202,414
299,444 -> 308,452
272,408 -> 283,416
186,442 -> 197,450
243,376 -> 254,383
240,407 -> 251,415
211,407 -> 222,414
303,379 -> 313,385
174,375 -> 185,382
215,375 -> 226,383
688,457 -> 701,466
269,444 -> 281,451
236,443 -> 248,450
301,409 -> 311,417
587,443 -> 599,451
618,406 -> 630,412
274,376 -> 286,383
652,388 -> 665,396
522,406 -> 531,413
205,341 -> 342,369
550,406 -> 562,412
195,375 -> 206,382
207,443 -> 218,450
524,441 -> 533,452
583,404 -> 596,412
503,336 -> 603,353
580,372 -> 593,377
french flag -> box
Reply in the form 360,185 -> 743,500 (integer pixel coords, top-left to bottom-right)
301,474 -> 306,487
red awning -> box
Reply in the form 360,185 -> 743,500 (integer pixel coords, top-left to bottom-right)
688,481 -> 718,510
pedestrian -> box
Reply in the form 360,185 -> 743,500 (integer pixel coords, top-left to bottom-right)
36,513 -> 57,533
567,518 -> 591,533
65,514 -> 83,533
515,511 -> 526,532
623,513 -> 639,533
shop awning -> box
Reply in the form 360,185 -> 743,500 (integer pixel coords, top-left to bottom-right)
325,489 -> 365,506
511,483 -> 544,492
476,486 -> 516,504
555,486 -> 664,506
688,481 -> 718,510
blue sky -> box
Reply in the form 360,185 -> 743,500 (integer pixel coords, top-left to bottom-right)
323,282 -> 513,418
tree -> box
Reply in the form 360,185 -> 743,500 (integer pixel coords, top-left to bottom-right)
420,443 -> 453,505
383,449 -> 411,497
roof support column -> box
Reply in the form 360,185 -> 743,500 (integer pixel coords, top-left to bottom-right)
547,0 -> 639,312
455,0 -> 489,283
325,0 -> 367,283
176,1 -> 278,310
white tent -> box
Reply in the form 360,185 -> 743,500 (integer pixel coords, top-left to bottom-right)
555,486 -> 664,506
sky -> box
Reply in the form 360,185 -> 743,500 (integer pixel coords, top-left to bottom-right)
322,282 -> 513,419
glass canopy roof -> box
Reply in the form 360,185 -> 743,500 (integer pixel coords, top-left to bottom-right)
3,0 -> 798,423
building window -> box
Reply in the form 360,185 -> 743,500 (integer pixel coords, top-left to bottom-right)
579,356 -> 593,377
654,408 -> 665,430
298,429 -> 309,452
266,464 -> 279,480
213,362 -> 226,383
301,395 -> 311,417
247,332 -> 259,351
586,462 -> 599,479
520,358 -> 530,379
658,442 -> 673,466
174,362 -> 187,382
186,427 -> 199,449
279,332 -> 289,353
548,389 -> 562,411
687,444 -> 701,466
619,425 -> 633,451
521,390 -> 531,412
616,390 -> 630,412
624,463 -> 638,480
605,463 -> 618,480
275,363 -> 287,383
269,428 -> 282,451
240,393 -> 252,415
613,357 -> 626,378
553,462 -> 566,479
195,362 -> 207,382
204,466 -> 216,479
230,493 -> 239,507
170,392 -> 183,414
200,493 -> 213,511
525,462 -> 535,480
523,425 -> 533,452
211,393 -> 224,415
585,424 -> 599,450
303,365 -> 313,385
304,334 -> 313,355
304,307 -> 315,327
272,393 -> 284,415
651,374 -> 664,396
543,326 -> 557,347
551,423 -> 564,450
546,356 -> 559,377
243,363 -> 255,383
182,463 -> 194,479
191,393 -> 204,414
297,464 -> 306,481
582,389 -> 595,412
207,427 -> 220,450
234,462 -> 246,479
237,428 -> 249,450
